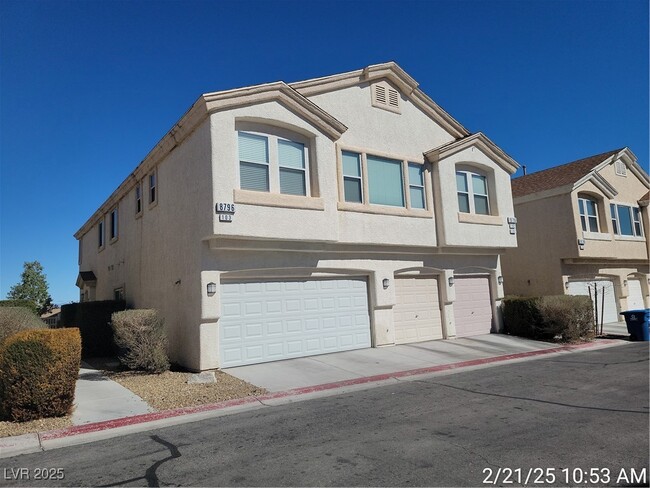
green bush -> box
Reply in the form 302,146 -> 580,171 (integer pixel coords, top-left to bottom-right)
60,300 -> 126,357
0,307 -> 46,345
0,300 -> 39,316
502,295 -> 595,343
0,328 -> 81,422
111,310 -> 169,373
537,295 -> 594,342
502,296 -> 543,339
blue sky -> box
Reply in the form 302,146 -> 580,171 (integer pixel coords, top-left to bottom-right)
1,0 -> 648,305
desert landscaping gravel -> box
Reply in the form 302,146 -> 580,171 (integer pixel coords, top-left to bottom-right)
0,416 -> 71,438
104,370 -> 267,411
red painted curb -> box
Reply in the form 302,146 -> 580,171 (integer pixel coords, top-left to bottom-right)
38,338 -> 619,442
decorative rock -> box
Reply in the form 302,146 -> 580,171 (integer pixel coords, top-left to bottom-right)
187,371 -> 217,384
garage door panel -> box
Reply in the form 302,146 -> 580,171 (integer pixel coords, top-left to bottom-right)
627,280 -> 645,310
220,278 -> 371,367
453,276 -> 493,338
394,277 -> 443,344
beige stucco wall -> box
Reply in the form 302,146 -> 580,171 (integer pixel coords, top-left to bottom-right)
78,120 -> 213,369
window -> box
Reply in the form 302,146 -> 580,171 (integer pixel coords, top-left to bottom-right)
149,171 -> 157,204
78,238 -> 83,265
340,150 -> 426,209
456,170 -> 489,215
114,287 -> 124,301
614,160 -> 627,176
135,183 -> 142,214
110,208 -> 118,240
578,197 -> 599,232
98,219 -> 105,248
238,131 -> 309,196
610,203 -> 643,237
342,151 -> 362,203
371,82 -> 400,113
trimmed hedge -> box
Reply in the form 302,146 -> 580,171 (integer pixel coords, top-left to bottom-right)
0,328 -> 81,422
60,300 -> 126,357
111,310 -> 169,373
0,300 -> 39,316
503,295 -> 595,342
0,307 -> 46,345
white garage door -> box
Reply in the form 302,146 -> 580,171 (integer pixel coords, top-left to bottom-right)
626,279 -> 645,311
567,280 -> 619,324
453,276 -> 493,337
394,276 -> 443,344
220,278 -> 371,367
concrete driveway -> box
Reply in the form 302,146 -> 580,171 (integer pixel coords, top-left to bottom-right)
224,334 -> 563,392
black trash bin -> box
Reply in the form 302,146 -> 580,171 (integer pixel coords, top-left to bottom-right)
620,309 -> 650,341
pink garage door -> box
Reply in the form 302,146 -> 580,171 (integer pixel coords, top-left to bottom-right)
453,276 -> 493,337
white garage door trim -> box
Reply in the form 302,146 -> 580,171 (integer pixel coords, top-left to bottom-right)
566,279 -> 619,324
394,276 -> 443,344
219,277 -> 371,367
626,279 -> 645,311
453,275 -> 493,338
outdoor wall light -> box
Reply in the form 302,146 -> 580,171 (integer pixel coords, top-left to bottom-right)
623,279 -> 628,287
448,276 -> 455,287
206,282 -> 217,296
565,281 -> 570,289
497,276 -> 504,285
382,278 -> 390,289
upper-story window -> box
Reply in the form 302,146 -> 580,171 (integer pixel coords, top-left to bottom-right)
614,160 -> 627,176
456,170 -> 489,215
238,131 -> 309,196
611,203 -> 643,237
149,171 -> 157,204
341,150 -> 426,209
98,219 -> 105,249
135,183 -> 142,215
578,197 -> 599,232
110,207 -> 119,241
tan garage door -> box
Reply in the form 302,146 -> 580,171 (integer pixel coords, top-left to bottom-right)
627,279 -> 645,311
394,276 -> 443,344
453,276 -> 493,337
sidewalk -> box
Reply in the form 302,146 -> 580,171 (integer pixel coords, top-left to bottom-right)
0,335 -> 628,458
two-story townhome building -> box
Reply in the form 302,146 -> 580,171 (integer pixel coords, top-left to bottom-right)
502,148 -> 649,324
75,62 -> 520,371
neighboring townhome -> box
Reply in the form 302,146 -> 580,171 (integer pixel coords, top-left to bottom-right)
75,62 -> 520,371
502,148 -> 650,324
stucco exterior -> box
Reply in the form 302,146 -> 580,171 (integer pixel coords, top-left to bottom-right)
75,62 -> 520,370
502,148 -> 650,320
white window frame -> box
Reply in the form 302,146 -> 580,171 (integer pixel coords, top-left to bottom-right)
578,197 -> 600,233
109,207 -> 119,242
456,170 -> 490,215
135,183 -> 143,216
610,203 -> 643,237
98,218 -> 105,249
238,130 -> 310,197
148,170 -> 157,206
339,148 -> 426,210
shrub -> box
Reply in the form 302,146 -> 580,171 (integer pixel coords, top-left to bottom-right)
0,328 -> 81,422
0,300 -> 39,316
60,300 -> 126,357
537,295 -> 594,342
111,310 -> 169,373
0,307 -> 45,345
502,296 -> 543,339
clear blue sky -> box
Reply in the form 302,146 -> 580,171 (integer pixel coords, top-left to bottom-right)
1,0 -> 648,305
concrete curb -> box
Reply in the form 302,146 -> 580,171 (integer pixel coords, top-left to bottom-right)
0,338 -> 624,458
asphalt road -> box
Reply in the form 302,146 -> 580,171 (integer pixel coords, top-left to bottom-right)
2,343 -> 648,487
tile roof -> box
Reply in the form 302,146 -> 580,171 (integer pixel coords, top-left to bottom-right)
511,149 -> 623,198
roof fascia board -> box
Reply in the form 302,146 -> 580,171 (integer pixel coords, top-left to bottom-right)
572,172 -> 618,199
424,133 -> 520,174
292,62 -> 469,139
513,184 -> 574,204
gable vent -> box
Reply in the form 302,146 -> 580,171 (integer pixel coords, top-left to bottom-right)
371,81 -> 401,114
614,160 -> 627,176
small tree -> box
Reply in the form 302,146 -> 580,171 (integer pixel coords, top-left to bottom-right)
7,261 -> 53,315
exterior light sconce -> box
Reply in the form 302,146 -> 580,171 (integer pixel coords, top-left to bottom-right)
448,276 -> 455,287
647,278 -> 650,285
497,276 -> 504,285
382,278 -> 390,289
565,281 -> 570,290
623,279 -> 628,287
206,282 -> 217,296
578,238 -> 585,250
